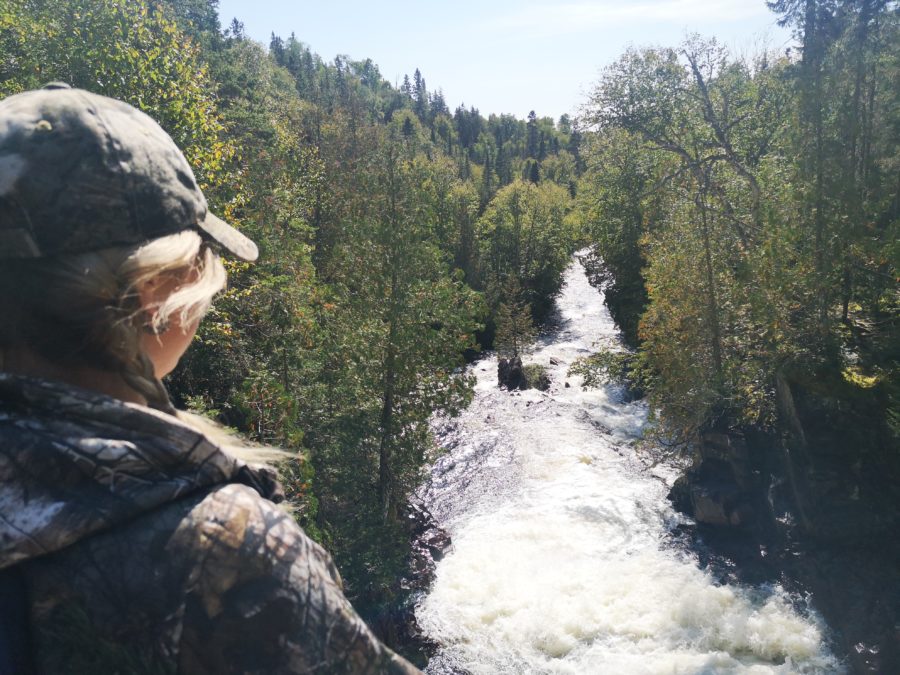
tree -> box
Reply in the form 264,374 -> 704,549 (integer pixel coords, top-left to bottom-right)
478,179 -> 575,323
526,109 -> 538,158
0,0 -> 235,192
326,129 -> 483,523
576,129 -> 651,346
157,0 -> 221,44
412,67 -> 428,121
494,276 -> 536,358
584,39 -> 803,434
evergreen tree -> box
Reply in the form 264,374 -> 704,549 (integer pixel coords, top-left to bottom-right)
526,110 -> 538,158
413,67 -> 428,121
494,276 -> 536,358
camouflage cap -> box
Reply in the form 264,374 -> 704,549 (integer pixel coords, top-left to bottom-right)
0,83 -> 257,261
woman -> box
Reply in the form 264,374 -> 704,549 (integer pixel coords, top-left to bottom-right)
0,84 -> 420,674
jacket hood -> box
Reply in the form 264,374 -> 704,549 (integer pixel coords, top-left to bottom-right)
0,373 -> 280,569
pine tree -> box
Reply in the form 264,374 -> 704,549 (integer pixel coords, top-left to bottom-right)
526,110 -> 538,158
494,277 -> 536,358
269,32 -> 284,64
413,67 -> 428,121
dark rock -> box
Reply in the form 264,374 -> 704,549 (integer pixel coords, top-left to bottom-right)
420,527 -> 451,561
690,481 -> 753,527
667,381 -> 900,674
565,381 -> 571,388
549,357 -> 560,366
390,496 -> 452,664
669,457 -> 755,528
498,356 -> 527,390
669,474 -> 692,514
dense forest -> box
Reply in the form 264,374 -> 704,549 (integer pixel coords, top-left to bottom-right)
1,0 -> 897,667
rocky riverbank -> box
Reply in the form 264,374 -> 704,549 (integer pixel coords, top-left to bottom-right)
365,496 -> 452,668
669,424 -> 900,673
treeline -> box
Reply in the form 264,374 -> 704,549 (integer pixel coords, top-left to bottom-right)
0,0 -> 579,628
576,1 -> 898,530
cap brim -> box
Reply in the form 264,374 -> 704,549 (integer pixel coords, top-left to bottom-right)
198,212 -> 258,262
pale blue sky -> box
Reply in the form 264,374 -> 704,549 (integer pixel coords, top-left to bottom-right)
217,0 -> 792,122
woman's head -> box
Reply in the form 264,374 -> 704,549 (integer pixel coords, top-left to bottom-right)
0,84 -> 256,411
0,230 -> 226,411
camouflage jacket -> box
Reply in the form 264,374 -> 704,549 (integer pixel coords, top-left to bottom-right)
0,373 -> 420,674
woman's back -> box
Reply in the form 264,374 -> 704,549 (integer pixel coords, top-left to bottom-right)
0,373 -> 417,674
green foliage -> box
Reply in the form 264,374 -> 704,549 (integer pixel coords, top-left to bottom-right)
522,363 -> 549,390
478,179 -> 576,322
575,128 -> 653,345
569,349 -> 634,390
325,132 -> 484,516
0,0 -> 235,190
582,12 -> 898,452
494,276 -> 536,358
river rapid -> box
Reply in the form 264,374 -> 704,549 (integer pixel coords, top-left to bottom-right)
415,254 -> 843,675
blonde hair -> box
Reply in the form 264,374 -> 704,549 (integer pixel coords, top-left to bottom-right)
0,230 -> 225,414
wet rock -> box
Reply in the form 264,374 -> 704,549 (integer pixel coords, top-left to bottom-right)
670,420 -> 900,673
398,497 -> 452,591
565,381 -> 571,388
692,482 -> 753,527
391,496 -> 452,663
669,458 -> 754,528
591,420 -> 612,435
549,357 -> 560,366
498,356 -> 527,390
421,528 -> 451,561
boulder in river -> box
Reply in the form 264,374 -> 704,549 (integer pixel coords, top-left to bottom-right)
668,455 -> 755,528
498,356 -> 527,390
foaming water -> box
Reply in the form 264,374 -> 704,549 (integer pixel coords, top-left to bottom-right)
416,255 -> 842,675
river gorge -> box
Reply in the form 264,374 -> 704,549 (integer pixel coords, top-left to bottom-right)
413,254 -> 842,675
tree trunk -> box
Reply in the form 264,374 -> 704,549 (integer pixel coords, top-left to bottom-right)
379,151 -> 402,524
378,343 -> 396,523
698,192 -> 724,379
775,370 -> 812,532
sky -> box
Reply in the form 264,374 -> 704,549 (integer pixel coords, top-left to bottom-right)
216,0 -> 793,122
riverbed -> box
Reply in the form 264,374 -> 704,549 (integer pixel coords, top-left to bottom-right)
415,254 -> 842,675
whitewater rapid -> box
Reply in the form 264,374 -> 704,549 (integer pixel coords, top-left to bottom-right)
415,255 -> 841,675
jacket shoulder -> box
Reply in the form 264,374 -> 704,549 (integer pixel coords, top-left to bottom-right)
172,484 -> 420,674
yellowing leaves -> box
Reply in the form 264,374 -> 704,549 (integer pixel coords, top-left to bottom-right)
842,366 -> 880,389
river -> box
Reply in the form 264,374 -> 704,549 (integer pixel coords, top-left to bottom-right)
414,254 -> 842,675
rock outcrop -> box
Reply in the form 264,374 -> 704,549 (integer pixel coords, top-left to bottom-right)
385,496 -> 452,664
668,431 -> 758,528
497,356 -> 527,390
668,419 -> 900,673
